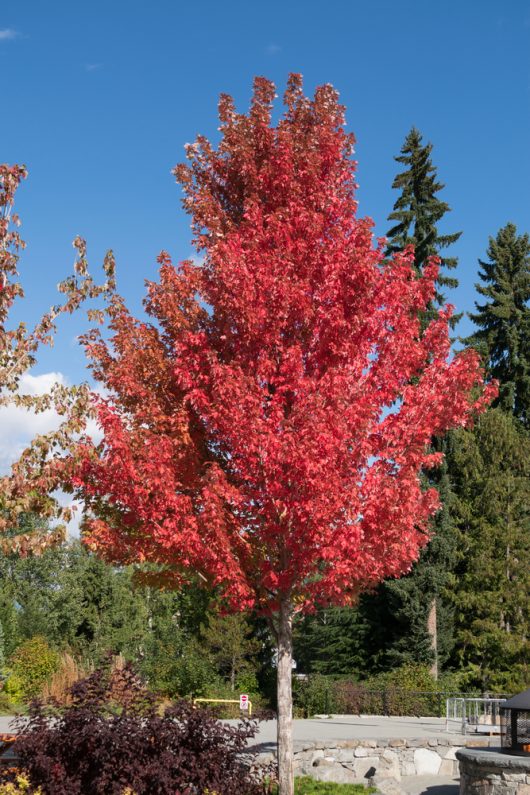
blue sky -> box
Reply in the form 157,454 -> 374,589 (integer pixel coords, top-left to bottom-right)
2,0 -> 530,388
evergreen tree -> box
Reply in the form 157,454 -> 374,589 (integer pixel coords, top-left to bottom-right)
293,599 -> 391,677
378,447 -> 458,676
447,409 -> 530,691
139,589 -> 215,697
201,613 -> 260,691
0,619 -> 5,668
465,223 -> 530,426
377,130 -> 464,676
387,127 -> 462,326
294,460 -> 459,681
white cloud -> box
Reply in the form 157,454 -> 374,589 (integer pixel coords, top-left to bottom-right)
20,371 -> 68,397
266,43 -> 281,55
0,371 -> 104,537
85,62 -> 102,72
53,491 -> 84,538
0,371 -> 105,472
0,372 -> 68,474
0,28 -> 18,40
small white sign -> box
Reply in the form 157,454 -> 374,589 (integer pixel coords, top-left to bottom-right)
239,693 -> 249,710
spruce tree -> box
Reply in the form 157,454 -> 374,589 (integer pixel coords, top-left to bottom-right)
375,129 -> 463,676
387,127 -> 462,326
373,447 -> 458,677
447,409 -> 530,692
293,598 -> 392,677
465,223 -> 530,426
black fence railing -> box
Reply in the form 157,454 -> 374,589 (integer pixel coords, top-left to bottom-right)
292,678 -> 483,718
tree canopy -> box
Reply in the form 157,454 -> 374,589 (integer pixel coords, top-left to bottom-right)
64,76 -> 492,794
465,223 -> 530,426
386,127 -> 461,327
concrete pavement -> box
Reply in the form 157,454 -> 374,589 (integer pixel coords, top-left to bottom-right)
240,715 -> 467,750
401,775 -> 459,795
1,713 -> 468,745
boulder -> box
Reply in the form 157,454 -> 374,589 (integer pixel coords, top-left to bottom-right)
414,748 -> 442,775
310,765 -> 360,784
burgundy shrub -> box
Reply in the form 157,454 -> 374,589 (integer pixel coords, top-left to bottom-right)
14,662 -> 271,794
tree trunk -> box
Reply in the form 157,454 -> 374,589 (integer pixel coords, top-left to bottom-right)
427,598 -> 438,680
277,598 -> 294,795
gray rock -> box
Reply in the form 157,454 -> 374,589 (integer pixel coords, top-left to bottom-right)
352,756 -> 381,779
311,765 -> 360,784
337,749 -> 356,762
379,749 -> 401,780
401,762 -> 416,776
414,748 -> 442,775
439,759 -> 457,776
368,774 -> 404,795
313,757 -> 334,767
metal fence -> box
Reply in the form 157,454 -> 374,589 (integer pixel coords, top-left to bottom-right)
445,697 -> 507,734
292,678 -> 488,718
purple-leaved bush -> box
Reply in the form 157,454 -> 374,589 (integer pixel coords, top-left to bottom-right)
13,662 -> 274,794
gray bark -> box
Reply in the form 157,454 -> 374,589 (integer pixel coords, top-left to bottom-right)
277,598 -> 294,795
427,598 -> 438,680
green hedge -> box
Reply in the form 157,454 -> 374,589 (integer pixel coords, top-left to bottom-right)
293,664 -> 480,717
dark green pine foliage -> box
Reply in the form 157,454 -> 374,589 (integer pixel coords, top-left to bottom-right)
447,409 -> 530,692
376,443 -> 458,674
376,131 -> 463,675
387,127 -> 462,327
465,223 -> 530,426
293,598 -> 392,677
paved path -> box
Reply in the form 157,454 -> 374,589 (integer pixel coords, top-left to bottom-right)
1,713 -> 468,744
401,775 -> 459,795
0,716 -> 22,733
238,716 -> 467,750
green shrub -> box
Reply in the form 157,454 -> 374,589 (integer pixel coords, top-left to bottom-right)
142,637 -> 219,698
294,664 -> 457,717
5,637 -> 59,702
2,674 -> 24,706
364,663 -> 436,692
293,674 -> 335,716
0,691 -> 18,715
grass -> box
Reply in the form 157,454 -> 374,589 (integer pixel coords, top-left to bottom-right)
284,779 -> 373,794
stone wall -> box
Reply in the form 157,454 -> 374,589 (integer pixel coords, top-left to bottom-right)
457,747 -> 530,795
254,737 -> 496,788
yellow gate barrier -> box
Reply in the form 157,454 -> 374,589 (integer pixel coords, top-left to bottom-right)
193,698 -> 252,717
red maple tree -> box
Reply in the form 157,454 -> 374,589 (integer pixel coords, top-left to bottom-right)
69,76 -> 494,794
